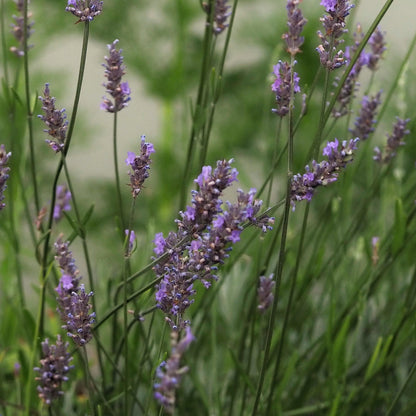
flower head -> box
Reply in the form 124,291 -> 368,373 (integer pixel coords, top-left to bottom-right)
283,0 -> 307,56
271,61 -> 300,117
10,0 -> 34,57
65,0 -> 103,22
367,27 -> 386,71
154,327 -> 195,414
291,138 -> 359,209
374,117 -> 410,164
125,229 -> 136,255
101,39 -> 131,113
126,136 -> 155,198
258,274 -> 275,312
34,335 -> 73,405
0,144 -> 11,211
38,84 -> 68,153
203,0 -> 231,35
54,185 -> 71,221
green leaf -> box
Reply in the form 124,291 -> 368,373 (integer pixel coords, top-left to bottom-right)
392,198 -> 406,255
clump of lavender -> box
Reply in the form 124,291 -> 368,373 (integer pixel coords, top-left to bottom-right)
271,61 -> 301,117
317,0 -> 354,70
10,0 -> 34,57
126,136 -> 155,198
153,160 -> 274,329
154,326 -> 195,414
283,0 -> 307,56
65,0 -> 103,22
257,274 -> 275,312
54,185 -> 71,221
374,118 -> 410,164
101,39 -> 131,113
38,84 -> 68,153
0,145 -> 11,211
350,91 -> 382,141
55,237 -> 95,346
291,138 -> 359,209
367,27 -> 386,71
34,335 -> 73,405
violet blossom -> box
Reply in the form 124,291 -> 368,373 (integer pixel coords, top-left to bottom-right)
203,0 -> 231,35
38,84 -> 68,153
10,0 -> 34,57
153,160 -> 274,329
271,60 -> 301,117
154,326 -> 195,414
317,0 -> 354,70
126,136 -> 155,198
258,274 -> 275,312
367,27 -> 386,71
125,229 -> 136,255
283,0 -> 307,56
101,39 -> 131,113
54,185 -> 71,221
291,138 -> 359,209
34,335 -> 73,405
0,144 -> 11,211
374,117 -> 410,164
65,0 -> 103,22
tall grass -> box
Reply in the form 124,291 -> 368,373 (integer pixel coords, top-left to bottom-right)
1,0 -> 416,415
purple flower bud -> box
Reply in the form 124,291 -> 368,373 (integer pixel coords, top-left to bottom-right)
101,39 -> 131,113
153,232 -> 166,256
125,229 -> 136,254
283,0 -> 307,56
53,185 -> 71,221
10,0 -> 34,57
203,0 -> 231,35
65,0 -> 103,22
351,91 -> 382,141
367,27 -> 386,71
0,144 -> 11,211
258,274 -> 275,312
34,335 -> 73,405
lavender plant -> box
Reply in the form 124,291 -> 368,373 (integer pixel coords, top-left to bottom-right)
1,0 -> 416,415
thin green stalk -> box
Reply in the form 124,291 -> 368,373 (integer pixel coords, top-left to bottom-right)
79,347 -> 96,416
113,111 -> 126,236
266,118 -> 283,206
1,0 -> 10,84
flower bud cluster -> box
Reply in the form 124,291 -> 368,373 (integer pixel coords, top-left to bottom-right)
10,0 -> 34,57
65,0 -> 103,22
0,145 -> 11,211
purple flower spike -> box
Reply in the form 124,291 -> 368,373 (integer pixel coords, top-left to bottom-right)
34,335 -> 73,405
291,138 -> 359,209
367,27 -> 386,71
351,91 -> 382,141
101,39 -> 131,113
54,185 -> 71,221
125,229 -> 136,255
271,61 -> 301,117
10,0 -> 34,57
126,136 -> 155,198
38,84 -> 68,153
203,0 -> 231,35
65,0 -> 103,22
374,117 -> 410,164
317,0 -> 354,70
283,0 -> 307,56
154,327 -> 195,414
258,274 -> 275,312
0,144 -> 11,211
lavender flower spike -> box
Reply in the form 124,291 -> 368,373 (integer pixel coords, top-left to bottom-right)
291,138 -> 359,209
317,0 -> 354,70
350,91 -> 382,141
34,335 -> 73,405
258,274 -> 275,312
374,117 -> 410,164
65,0 -> 103,23
38,84 -> 68,153
283,0 -> 307,56
54,185 -> 71,221
154,326 -> 195,414
0,145 -> 11,211
126,136 -> 155,198
367,27 -> 386,71
271,60 -> 301,117
10,0 -> 34,57
55,236 -> 95,345
101,39 -> 131,113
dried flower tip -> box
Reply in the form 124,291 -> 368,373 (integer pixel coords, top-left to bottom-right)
154,327 -> 195,414
101,39 -> 131,113
203,0 -> 231,35
0,144 -> 11,211
258,274 -> 275,312
36,206 -> 48,230
126,136 -> 155,198
38,84 -> 68,153
54,185 -> 71,221
10,0 -> 34,57
374,117 -> 410,164
34,335 -> 73,405
66,0 -> 103,22
350,91 -> 382,141
271,61 -> 300,117
283,0 -> 307,56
